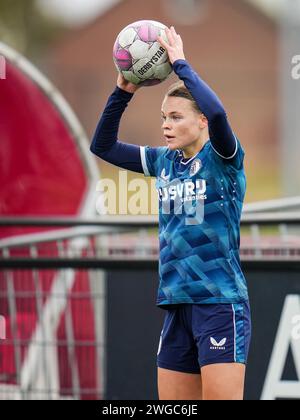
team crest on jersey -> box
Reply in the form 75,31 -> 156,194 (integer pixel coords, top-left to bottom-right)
189,159 -> 202,177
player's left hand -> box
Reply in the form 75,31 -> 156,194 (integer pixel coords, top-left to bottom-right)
157,26 -> 185,65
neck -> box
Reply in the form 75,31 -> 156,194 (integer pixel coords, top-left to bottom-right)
182,132 -> 208,159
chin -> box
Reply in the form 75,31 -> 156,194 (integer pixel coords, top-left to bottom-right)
167,143 -> 179,151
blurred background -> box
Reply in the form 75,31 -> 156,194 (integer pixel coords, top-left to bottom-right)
1,0 -> 300,200
1,0 -> 300,401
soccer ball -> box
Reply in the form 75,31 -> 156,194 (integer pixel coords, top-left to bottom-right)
113,20 -> 173,86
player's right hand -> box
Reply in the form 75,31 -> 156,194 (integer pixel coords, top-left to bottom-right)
117,73 -> 141,94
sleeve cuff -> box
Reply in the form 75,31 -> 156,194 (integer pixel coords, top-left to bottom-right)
173,59 -> 189,70
114,86 -> 135,100
140,146 -> 151,176
210,135 -> 238,160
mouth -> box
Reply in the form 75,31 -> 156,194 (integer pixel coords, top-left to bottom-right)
164,135 -> 176,142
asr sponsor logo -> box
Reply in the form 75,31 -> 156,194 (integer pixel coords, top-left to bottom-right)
158,178 -> 207,203
157,170 -> 207,224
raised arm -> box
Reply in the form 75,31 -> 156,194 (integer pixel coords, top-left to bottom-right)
158,27 -> 237,159
90,74 -> 144,173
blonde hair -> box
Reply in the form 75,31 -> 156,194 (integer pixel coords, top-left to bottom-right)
165,81 -> 203,114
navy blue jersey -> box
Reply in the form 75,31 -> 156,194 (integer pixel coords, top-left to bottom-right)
140,138 -> 248,306
90,59 -> 249,308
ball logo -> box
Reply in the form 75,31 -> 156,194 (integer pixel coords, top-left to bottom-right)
189,159 -> 202,177
138,46 -> 166,76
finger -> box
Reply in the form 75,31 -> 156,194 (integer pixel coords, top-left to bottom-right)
157,35 -> 168,49
177,34 -> 183,45
159,28 -> 173,47
165,27 -> 175,46
171,26 -> 180,39
170,26 -> 177,36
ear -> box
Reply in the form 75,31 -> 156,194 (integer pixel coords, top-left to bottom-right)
199,114 -> 208,129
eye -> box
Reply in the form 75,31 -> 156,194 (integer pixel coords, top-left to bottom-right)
161,115 -> 182,121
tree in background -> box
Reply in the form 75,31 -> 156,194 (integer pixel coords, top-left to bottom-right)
0,0 -> 65,57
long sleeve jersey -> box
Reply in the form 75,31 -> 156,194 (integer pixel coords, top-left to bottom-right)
90,60 -> 248,307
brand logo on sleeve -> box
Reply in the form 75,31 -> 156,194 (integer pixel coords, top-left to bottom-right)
160,168 -> 170,181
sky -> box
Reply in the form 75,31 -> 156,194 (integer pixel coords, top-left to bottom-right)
38,0 -> 300,25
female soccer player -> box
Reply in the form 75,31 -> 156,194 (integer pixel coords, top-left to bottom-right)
90,26 -> 251,400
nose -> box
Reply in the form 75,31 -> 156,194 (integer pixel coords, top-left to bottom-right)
162,118 -> 171,130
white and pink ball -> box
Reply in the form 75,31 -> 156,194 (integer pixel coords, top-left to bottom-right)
113,20 -> 173,86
